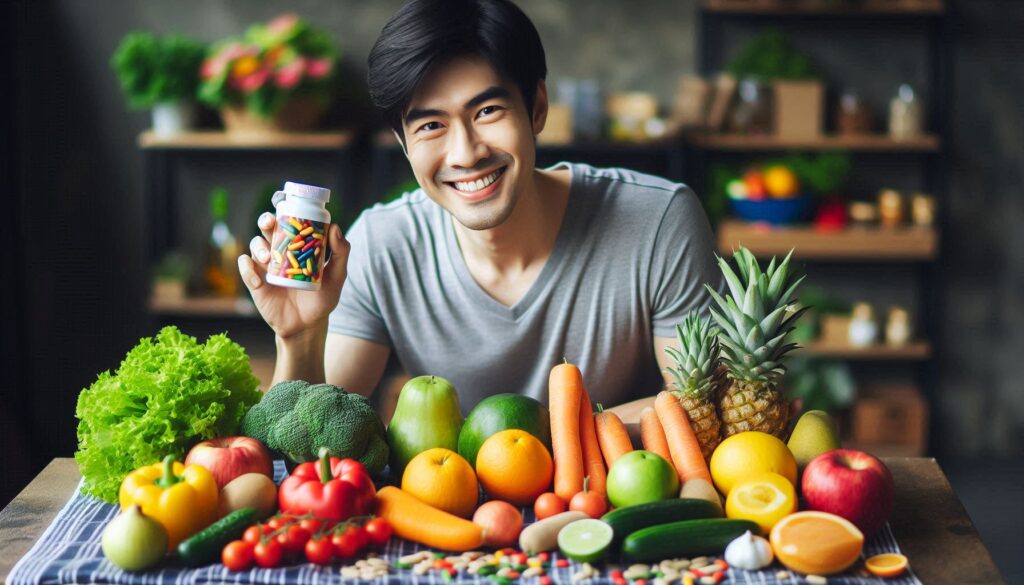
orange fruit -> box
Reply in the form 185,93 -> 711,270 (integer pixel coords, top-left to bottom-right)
401,448 -> 479,518
725,472 -> 797,533
710,431 -> 798,497
472,500 -> 524,548
770,511 -> 864,575
865,553 -> 909,578
763,166 -> 800,198
476,429 -> 554,506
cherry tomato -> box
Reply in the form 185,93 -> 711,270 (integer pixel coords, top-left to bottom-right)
343,524 -> 368,551
569,490 -> 608,518
331,531 -> 360,559
254,539 -> 283,568
222,540 -> 254,571
267,516 -> 288,531
305,535 -> 334,565
277,525 -> 311,554
299,517 -> 324,534
534,492 -> 567,520
363,518 -> 393,546
242,525 -> 264,545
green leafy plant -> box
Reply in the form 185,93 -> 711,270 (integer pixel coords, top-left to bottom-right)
728,29 -> 817,81
764,152 -> 852,195
111,32 -> 205,108
198,13 -> 339,118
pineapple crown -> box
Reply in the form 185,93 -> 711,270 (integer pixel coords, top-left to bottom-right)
704,247 -> 808,383
663,310 -> 720,399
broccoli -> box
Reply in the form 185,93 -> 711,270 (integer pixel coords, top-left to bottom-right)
240,380 -> 389,474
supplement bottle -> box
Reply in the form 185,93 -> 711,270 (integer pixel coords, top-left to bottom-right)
266,182 -> 331,291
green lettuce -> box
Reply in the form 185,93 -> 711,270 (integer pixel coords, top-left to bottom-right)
75,326 -> 262,502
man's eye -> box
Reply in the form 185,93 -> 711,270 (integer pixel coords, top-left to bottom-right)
417,121 -> 442,133
477,105 -> 502,118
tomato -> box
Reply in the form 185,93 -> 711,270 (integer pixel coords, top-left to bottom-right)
277,525 -> 311,553
242,525 -> 264,545
343,524 -> 368,551
569,490 -> 608,518
222,540 -> 254,571
267,516 -> 288,531
363,518 -> 393,546
253,539 -> 283,568
331,531 -> 360,559
299,517 -> 324,534
304,535 -> 334,565
534,492 -> 567,520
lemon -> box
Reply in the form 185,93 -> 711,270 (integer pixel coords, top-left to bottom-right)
763,166 -> 800,198
710,431 -> 797,496
725,472 -> 797,533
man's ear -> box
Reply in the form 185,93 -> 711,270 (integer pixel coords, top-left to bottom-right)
531,80 -> 549,136
392,129 -> 409,157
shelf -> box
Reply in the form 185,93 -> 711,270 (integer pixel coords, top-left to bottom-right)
148,295 -> 259,318
800,340 -> 931,360
702,0 -> 944,16
844,440 -> 925,458
138,130 -> 354,150
687,133 -> 940,152
373,130 -> 680,153
717,220 -> 938,261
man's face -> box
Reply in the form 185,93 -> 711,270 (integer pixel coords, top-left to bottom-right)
401,56 -> 544,231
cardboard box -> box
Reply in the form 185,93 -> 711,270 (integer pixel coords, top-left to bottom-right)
774,80 -> 824,140
852,384 -> 928,455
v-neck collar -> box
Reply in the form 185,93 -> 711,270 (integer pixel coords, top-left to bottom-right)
444,162 -> 578,321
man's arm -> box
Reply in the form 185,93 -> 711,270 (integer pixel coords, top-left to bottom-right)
272,325 -> 391,399
605,335 -> 678,425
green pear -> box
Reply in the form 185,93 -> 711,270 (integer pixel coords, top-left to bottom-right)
387,375 -> 464,478
787,410 -> 841,473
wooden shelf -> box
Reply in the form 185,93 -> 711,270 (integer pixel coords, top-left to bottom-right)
148,295 -> 258,318
717,220 -> 938,261
702,0 -> 944,16
687,133 -> 940,152
800,340 -> 931,360
139,130 -> 354,150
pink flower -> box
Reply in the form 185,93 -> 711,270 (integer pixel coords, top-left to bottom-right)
201,58 -> 226,80
267,13 -> 299,35
274,59 -> 304,89
232,68 -> 270,93
306,57 -> 333,79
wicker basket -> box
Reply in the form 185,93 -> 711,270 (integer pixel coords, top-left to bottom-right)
221,94 -> 326,139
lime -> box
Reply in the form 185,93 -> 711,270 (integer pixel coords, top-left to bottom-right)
458,394 -> 551,468
557,519 -> 614,563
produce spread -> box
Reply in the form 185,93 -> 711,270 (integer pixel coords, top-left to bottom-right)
13,246 -> 919,584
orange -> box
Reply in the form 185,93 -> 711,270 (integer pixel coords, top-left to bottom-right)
764,166 -> 800,198
865,553 -> 909,578
770,511 -> 864,575
401,448 -> 478,518
710,431 -> 797,497
725,472 -> 797,533
476,429 -> 554,506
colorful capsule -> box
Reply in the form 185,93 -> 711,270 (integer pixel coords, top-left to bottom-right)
299,226 -> 314,236
287,251 -> 299,269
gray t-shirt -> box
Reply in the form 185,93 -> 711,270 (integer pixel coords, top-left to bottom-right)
329,162 -> 723,412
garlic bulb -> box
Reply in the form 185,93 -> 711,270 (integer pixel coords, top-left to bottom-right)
724,530 -> 774,570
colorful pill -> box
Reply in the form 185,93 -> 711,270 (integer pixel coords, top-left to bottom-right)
299,226 -> 314,236
303,268 -> 311,277
298,248 -> 315,263
281,223 -> 298,236
271,250 -> 283,264
314,247 -> 321,257
302,240 -> 317,252
286,268 -> 303,275
288,241 -> 304,251
312,232 -> 324,240
306,259 -> 312,273
287,251 -> 299,269
288,218 -> 303,230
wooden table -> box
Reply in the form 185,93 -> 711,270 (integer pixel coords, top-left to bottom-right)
0,458 -> 1005,585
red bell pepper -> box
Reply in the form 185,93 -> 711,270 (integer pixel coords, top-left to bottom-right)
279,447 -> 376,521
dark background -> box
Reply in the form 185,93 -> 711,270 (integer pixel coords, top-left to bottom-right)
5,0 -> 1023,579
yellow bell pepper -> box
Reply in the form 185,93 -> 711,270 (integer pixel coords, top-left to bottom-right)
119,455 -> 218,549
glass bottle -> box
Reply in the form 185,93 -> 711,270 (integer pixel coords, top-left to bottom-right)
266,182 -> 332,291
205,187 -> 241,298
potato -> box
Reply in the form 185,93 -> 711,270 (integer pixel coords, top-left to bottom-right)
218,473 -> 278,519
518,511 -> 588,554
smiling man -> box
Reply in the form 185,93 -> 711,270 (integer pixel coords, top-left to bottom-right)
238,0 -> 722,423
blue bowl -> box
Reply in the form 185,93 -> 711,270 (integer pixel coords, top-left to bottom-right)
730,195 -> 812,226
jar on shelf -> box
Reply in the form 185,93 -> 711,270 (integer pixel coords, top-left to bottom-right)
878,189 -> 905,227
848,302 -> 878,348
885,306 -> 913,347
836,90 -> 873,135
889,84 -> 924,140
729,77 -> 773,135
911,193 -> 936,227
266,182 -> 332,291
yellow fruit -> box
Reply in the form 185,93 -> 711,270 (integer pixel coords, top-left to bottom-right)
725,472 -> 797,533
401,448 -> 478,518
770,511 -> 864,575
476,429 -> 554,506
865,553 -> 909,578
710,431 -> 797,496
763,166 -> 800,198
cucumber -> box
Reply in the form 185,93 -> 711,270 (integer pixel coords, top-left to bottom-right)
176,508 -> 258,567
621,518 -> 760,562
601,498 -> 722,549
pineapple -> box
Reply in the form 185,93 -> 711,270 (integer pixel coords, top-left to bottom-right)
664,310 -> 723,460
705,247 -> 807,440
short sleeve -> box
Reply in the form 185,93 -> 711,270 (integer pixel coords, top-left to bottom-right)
648,186 -> 725,337
328,215 -> 391,346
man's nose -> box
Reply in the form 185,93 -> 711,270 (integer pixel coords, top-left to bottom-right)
445,120 -> 488,169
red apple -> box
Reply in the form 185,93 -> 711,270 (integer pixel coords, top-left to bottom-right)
185,436 -> 274,489
801,449 -> 894,537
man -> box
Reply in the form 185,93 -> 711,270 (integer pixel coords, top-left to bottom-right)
237,0 -> 722,423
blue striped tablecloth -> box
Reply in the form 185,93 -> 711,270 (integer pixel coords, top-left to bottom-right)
8,461 -> 922,585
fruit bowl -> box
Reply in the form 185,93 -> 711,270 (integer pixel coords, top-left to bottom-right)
730,195 -> 812,226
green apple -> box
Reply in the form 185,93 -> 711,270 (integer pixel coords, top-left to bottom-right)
387,375 -> 464,478
788,410 -> 842,473
606,450 -> 680,508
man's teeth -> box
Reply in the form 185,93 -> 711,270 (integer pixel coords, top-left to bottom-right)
453,168 -> 502,192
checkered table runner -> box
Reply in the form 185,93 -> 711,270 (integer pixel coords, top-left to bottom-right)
8,461 -> 922,585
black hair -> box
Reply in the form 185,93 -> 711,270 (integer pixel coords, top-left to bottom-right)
367,0 -> 547,143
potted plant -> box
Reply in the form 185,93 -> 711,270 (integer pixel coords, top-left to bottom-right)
728,29 -> 823,140
111,32 -> 205,137
198,14 -> 339,138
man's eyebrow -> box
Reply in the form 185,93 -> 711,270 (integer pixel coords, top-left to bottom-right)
404,86 -> 512,128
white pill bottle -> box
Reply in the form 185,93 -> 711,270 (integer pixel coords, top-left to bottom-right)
265,181 -> 331,291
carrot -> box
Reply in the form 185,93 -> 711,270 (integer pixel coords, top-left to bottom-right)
549,360 -> 585,501
594,404 -> 633,468
578,389 -> 607,496
640,406 -> 673,464
376,486 -> 485,551
654,391 -> 712,484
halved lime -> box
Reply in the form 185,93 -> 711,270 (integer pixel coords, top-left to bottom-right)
557,518 -> 614,563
